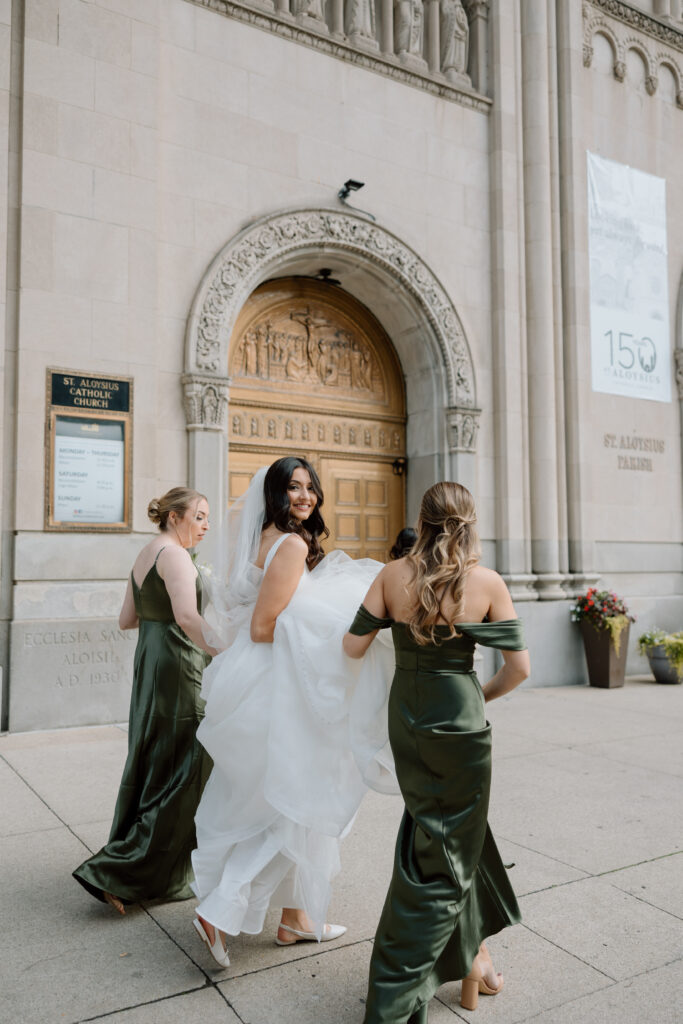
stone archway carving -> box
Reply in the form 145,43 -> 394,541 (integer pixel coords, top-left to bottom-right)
183,206 -> 478,532
184,207 -> 476,410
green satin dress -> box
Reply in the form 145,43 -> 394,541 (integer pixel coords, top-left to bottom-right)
349,606 -> 526,1024
73,551 -> 212,905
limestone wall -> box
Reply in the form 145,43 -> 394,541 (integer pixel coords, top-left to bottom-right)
2,0 -> 682,728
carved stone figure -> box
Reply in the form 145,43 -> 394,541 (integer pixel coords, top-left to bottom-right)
440,0 -> 469,80
201,387 -> 218,426
232,415 -> 242,436
301,422 -> 310,441
462,415 -> 474,449
345,0 -> 377,45
294,0 -> 326,22
394,0 -> 424,58
242,330 -> 258,376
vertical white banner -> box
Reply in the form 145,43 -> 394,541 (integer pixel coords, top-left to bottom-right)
587,152 -> 671,402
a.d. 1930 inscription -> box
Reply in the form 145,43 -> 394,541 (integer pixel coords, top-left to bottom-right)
10,618 -> 136,730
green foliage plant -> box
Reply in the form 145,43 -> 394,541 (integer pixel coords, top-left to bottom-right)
638,628 -> 683,682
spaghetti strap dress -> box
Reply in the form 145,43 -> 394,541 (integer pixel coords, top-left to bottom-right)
73,550 -> 212,905
348,606 -> 526,1024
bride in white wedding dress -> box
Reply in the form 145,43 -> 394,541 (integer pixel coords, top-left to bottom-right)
191,456 -> 397,968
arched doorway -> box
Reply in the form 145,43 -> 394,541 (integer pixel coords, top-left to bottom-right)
182,207 -> 479,543
226,277 -> 406,560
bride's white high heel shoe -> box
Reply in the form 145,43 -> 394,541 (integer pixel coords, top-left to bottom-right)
275,922 -> 347,945
193,917 -> 231,967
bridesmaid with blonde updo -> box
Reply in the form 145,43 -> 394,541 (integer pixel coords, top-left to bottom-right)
73,487 -> 216,914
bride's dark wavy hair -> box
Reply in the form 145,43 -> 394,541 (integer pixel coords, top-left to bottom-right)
263,456 -> 329,569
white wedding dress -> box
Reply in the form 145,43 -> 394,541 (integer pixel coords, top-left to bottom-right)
191,531 -> 397,939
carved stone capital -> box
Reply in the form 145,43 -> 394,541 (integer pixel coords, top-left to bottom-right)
186,208 -> 477,410
182,374 -> 230,430
446,406 -> 481,452
645,72 -> 658,94
674,348 -> 683,401
462,0 -> 488,19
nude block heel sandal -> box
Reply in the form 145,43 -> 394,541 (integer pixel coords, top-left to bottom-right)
460,976 -> 479,1011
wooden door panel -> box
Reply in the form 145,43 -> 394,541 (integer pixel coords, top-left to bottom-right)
321,458 -> 404,561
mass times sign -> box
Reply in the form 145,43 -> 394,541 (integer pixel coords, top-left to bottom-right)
587,152 -> 671,403
46,370 -> 133,531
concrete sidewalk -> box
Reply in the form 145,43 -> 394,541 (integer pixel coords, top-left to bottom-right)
1,678 -> 682,1024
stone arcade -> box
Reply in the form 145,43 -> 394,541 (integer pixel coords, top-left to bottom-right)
0,0 -> 682,730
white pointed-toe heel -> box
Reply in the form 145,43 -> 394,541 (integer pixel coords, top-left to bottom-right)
275,922 -> 347,946
193,917 -> 231,967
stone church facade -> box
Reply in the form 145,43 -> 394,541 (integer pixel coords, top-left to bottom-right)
1,0 -> 681,730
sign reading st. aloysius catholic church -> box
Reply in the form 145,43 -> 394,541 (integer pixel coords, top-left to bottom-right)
46,369 -> 133,531
51,373 -> 131,413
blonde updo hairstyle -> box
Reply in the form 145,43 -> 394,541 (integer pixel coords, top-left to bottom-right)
147,487 -> 207,532
407,481 -> 481,646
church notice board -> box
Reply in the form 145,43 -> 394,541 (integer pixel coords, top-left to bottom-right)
45,369 -> 133,531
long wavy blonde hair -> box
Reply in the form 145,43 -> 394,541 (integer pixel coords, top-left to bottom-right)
406,481 -> 481,645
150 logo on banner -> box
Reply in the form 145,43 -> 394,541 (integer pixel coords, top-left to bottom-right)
587,152 -> 671,404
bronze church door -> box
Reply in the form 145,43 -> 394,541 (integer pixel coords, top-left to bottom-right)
226,278 -> 406,561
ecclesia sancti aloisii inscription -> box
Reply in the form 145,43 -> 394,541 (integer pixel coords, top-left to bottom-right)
46,369 -> 133,531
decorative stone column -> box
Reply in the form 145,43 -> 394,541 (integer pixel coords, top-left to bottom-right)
557,0 -> 595,574
653,0 -> 672,20
424,0 -> 440,74
487,0 -> 530,580
521,0 -> 563,598
182,374 -> 230,557
380,0 -> 394,52
463,0 -> 489,93
330,0 -> 344,36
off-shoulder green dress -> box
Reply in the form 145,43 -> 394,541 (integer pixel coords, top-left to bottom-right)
348,606 -> 526,1024
73,551 -> 212,905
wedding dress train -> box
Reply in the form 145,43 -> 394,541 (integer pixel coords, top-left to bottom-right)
191,538 -> 397,939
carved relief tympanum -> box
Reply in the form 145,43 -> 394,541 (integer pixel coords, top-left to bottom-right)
227,277 -> 407,559
233,304 -> 383,399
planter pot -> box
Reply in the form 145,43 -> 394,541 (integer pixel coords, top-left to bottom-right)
580,620 -> 629,688
646,645 -> 681,685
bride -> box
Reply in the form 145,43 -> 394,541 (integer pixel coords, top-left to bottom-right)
191,456 -> 396,967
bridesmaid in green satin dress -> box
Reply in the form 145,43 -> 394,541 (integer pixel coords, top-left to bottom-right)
73,488 -> 216,914
344,482 -> 530,1022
